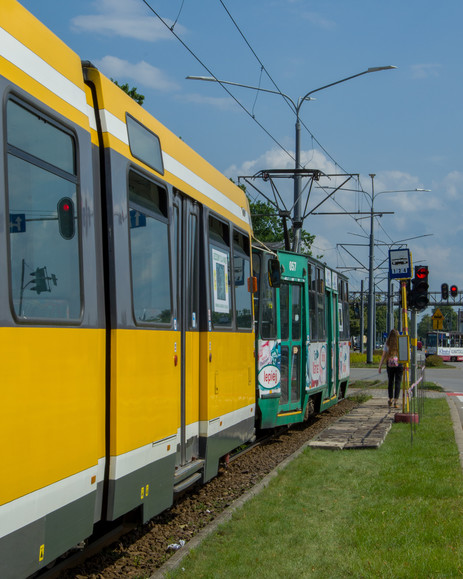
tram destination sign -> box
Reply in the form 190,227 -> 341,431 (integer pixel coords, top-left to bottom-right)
389,248 -> 412,279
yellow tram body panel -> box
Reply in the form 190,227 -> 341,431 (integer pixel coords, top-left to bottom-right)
109,329 -> 180,456
200,331 -> 255,420
0,326 -> 105,506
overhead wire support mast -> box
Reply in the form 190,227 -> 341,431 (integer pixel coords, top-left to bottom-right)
239,170 -> 359,251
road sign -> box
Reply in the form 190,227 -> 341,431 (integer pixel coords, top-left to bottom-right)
9,213 -> 26,233
389,248 -> 411,279
432,308 -> 444,330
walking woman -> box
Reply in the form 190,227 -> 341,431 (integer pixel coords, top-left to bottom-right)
378,329 -> 403,408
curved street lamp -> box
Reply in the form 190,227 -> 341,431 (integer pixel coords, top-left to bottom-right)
187,66 -> 397,251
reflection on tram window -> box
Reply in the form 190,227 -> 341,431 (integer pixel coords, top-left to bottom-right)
129,171 -> 171,325
7,99 -> 81,321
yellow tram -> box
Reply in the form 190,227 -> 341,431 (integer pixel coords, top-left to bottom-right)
0,2 -> 255,576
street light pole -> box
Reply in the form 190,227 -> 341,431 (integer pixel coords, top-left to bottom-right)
187,66 -> 397,252
367,174 -> 376,363
365,184 -> 431,363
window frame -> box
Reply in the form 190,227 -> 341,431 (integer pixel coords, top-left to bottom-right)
127,167 -> 173,328
5,95 -> 83,324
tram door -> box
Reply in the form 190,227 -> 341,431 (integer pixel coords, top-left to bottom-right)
326,290 -> 338,397
279,282 -> 303,411
173,191 -> 200,467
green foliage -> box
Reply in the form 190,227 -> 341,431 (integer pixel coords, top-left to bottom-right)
111,79 -> 145,106
350,351 -> 381,366
247,198 -> 283,243
418,306 -> 458,337
246,195 -> 316,256
425,354 -> 445,367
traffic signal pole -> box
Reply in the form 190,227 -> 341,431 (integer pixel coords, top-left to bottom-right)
401,280 -> 410,413
410,310 -> 417,385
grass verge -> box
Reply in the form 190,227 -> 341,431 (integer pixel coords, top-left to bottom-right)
167,398 -> 463,578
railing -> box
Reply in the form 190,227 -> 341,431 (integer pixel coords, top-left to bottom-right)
404,364 -> 426,444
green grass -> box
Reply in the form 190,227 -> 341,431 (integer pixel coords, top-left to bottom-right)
350,351 -> 382,367
168,399 -> 463,578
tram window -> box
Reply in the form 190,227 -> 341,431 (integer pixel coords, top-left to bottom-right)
308,263 -> 317,340
7,100 -> 75,174
280,283 -> 289,341
292,285 -> 301,340
233,231 -> 252,330
258,255 -> 277,340
209,216 -> 231,327
129,171 -> 171,325
316,268 -> 326,340
126,115 -> 164,175
252,252 -> 261,326
6,99 -> 81,321
187,213 -> 199,330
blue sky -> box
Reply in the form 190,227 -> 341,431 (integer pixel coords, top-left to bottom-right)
20,0 -> 463,305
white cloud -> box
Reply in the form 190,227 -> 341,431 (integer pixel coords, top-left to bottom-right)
71,0 -> 185,41
302,12 -> 336,30
95,56 -> 180,92
410,64 -> 441,79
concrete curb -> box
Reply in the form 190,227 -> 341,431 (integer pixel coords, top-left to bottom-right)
150,434 -> 315,578
151,393 -> 459,577
446,396 -> 463,471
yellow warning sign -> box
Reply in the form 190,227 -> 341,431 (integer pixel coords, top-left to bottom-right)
432,308 -> 443,330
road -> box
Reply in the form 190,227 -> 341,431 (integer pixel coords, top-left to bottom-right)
349,356 -> 463,425
350,364 -> 463,393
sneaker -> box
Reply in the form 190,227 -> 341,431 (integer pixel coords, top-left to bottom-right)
394,400 -> 399,408
388,399 -> 392,407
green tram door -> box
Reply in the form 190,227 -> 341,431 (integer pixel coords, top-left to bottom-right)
277,253 -> 308,420
325,270 -> 339,401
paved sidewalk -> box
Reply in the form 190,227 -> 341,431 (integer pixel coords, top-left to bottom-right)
309,397 -> 399,449
309,389 -> 446,450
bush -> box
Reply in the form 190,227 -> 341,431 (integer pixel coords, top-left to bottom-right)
425,354 -> 445,368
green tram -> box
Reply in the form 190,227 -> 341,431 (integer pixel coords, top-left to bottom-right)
253,248 -> 350,429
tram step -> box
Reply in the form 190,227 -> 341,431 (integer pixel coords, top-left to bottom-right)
173,471 -> 202,494
174,459 -> 205,486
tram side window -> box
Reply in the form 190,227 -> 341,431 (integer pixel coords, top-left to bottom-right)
233,231 -> 252,330
341,280 -> 350,340
317,268 -> 326,340
308,263 -> 318,341
280,283 -> 289,341
209,216 -> 231,327
6,99 -> 81,321
129,171 -> 171,325
253,252 -> 277,339
126,115 -> 164,175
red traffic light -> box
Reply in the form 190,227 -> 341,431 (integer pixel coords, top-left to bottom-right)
450,285 -> 458,298
416,266 -> 428,279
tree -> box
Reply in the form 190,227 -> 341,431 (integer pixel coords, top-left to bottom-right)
247,197 -> 316,256
418,306 -> 458,339
111,80 -> 145,106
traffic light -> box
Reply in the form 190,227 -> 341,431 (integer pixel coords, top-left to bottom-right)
57,197 -> 75,240
30,267 -> 48,294
441,283 -> 449,300
450,284 -> 458,298
411,265 -> 429,310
